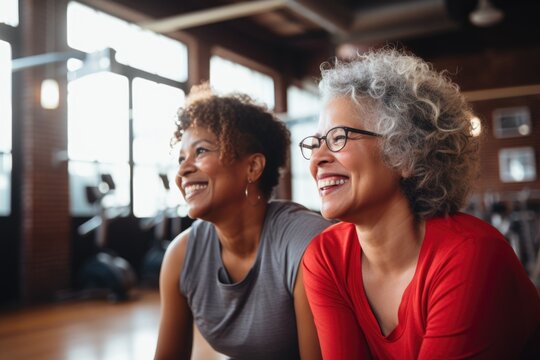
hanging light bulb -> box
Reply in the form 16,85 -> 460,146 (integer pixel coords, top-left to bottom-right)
469,0 -> 504,27
40,78 -> 59,109
40,0 -> 59,110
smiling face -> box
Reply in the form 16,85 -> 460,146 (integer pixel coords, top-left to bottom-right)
175,126 -> 249,221
309,96 -> 404,223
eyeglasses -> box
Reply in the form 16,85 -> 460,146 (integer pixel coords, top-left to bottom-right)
298,126 -> 381,160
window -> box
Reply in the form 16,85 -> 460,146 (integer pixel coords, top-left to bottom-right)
132,78 -> 185,218
499,147 -> 537,183
493,107 -> 531,138
67,2 -> 188,217
286,85 -> 321,211
210,55 -> 275,109
0,40 -> 11,215
0,0 -> 19,27
67,72 -> 130,215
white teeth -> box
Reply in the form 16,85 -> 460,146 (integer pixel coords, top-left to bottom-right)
318,178 -> 347,188
184,184 -> 208,196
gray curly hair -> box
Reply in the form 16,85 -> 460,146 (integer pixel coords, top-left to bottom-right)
318,48 -> 480,219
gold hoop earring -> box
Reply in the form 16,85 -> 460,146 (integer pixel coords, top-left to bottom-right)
245,179 -> 251,199
245,179 -> 262,205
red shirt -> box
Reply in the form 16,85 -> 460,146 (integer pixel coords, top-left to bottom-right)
303,213 -> 540,359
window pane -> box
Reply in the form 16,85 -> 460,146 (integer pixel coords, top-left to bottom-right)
0,40 -> 11,216
0,40 -> 11,152
68,72 -> 130,215
68,71 -> 129,162
132,77 -> 185,217
286,86 -> 321,211
210,55 -> 275,109
67,1 -> 188,82
287,85 -> 320,118
289,118 -> 320,211
0,0 -> 19,27
132,78 -> 185,166
0,153 -> 11,215
133,165 -> 183,218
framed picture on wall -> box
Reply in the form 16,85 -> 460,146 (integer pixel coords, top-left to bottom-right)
498,147 -> 537,183
492,106 -> 531,138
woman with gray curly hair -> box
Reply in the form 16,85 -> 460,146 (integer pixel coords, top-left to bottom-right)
300,48 -> 540,359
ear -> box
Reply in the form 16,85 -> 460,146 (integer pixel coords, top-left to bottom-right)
400,167 -> 413,179
246,153 -> 266,182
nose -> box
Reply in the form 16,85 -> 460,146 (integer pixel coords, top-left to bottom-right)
310,137 -> 333,160
177,154 -> 196,179
176,159 -> 194,191
309,141 -> 332,177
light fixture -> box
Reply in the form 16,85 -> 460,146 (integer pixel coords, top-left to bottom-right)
40,78 -> 59,109
470,116 -> 482,137
41,0 -> 58,110
469,0 -> 504,27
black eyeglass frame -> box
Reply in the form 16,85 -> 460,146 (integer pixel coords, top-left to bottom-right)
298,126 -> 381,160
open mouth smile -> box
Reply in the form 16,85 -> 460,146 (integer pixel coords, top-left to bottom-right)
318,177 -> 349,195
183,182 -> 208,200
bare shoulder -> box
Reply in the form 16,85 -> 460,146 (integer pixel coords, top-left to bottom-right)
162,228 -> 191,275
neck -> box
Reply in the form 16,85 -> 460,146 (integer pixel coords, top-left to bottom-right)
213,200 -> 268,257
355,198 -> 425,275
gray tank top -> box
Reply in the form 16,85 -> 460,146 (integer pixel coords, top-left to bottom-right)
180,200 -> 331,360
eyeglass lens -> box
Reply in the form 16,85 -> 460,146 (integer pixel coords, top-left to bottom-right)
300,127 -> 348,160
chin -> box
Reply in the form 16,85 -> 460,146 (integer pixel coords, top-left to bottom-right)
320,203 -> 345,221
186,207 -> 199,219
186,204 -> 207,220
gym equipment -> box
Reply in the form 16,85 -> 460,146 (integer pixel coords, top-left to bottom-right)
139,173 -> 180,288
77,173 -> 137,301
489,201 -> 522,260
482,189 -> 540,288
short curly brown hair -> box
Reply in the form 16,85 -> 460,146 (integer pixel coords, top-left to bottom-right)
173,84 -> 291,198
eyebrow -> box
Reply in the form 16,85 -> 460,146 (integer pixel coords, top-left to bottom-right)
190,139 -> 215,147
179,138 -> 217,153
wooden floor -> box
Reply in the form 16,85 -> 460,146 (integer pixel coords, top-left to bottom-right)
0,289 -> 225,360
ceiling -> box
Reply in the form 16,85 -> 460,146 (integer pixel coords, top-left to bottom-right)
84,0 -> 540,75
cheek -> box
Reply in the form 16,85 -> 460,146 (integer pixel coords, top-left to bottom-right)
309,159 -> 318,180
175,173 -> 182,191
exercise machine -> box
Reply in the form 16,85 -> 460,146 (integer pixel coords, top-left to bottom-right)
77,173 -> 137,301
139,173 -> 180,288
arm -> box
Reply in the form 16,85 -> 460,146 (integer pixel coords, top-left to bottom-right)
154,230 -> 193,360
294,264 -> 322,360
302,246 -> 372,360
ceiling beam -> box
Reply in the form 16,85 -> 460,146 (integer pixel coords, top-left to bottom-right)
286,0 -> 351,36
137,0 -> 352,37
337,0 -> 458,44
138,0 -> 288,33
351,0 -> 448,32
134,0 -> 455,44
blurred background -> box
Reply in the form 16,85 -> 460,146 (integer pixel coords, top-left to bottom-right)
1,0 -> 540,358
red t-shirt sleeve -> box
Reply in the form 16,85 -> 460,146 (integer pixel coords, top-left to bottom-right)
418,230 -> 540,359
303,235 -> 372,360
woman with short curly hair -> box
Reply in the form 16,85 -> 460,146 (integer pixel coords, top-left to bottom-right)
172,89 -> 289,199
301,48 -> 540,359
156,84 -> 331,359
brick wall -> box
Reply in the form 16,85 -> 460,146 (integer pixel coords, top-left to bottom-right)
427,46 -> 540,208
18,0 -> 71,304
471,95 -> 540,194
